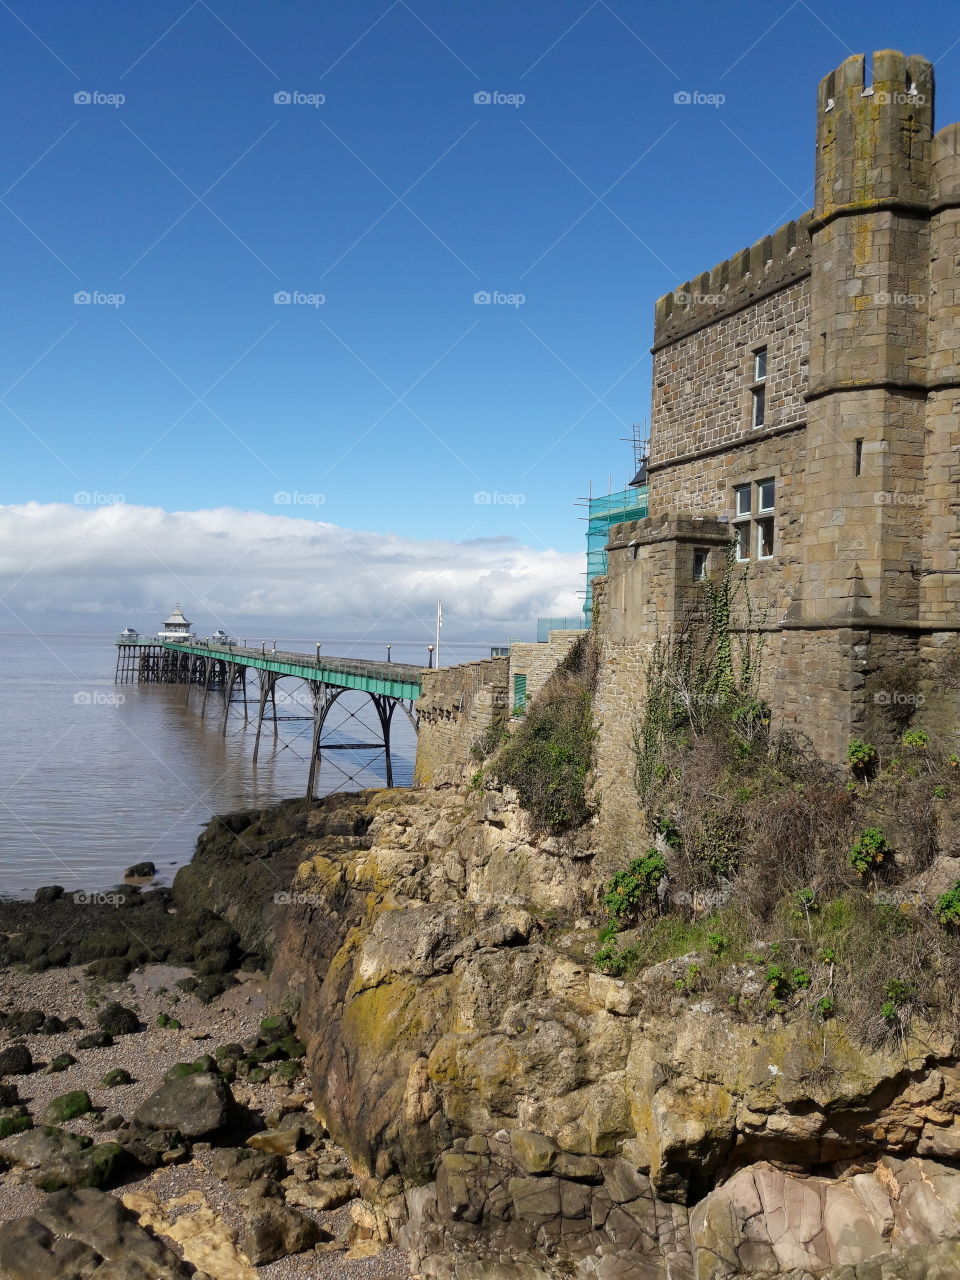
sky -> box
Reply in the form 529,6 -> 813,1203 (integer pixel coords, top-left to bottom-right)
2,0 -> 960,644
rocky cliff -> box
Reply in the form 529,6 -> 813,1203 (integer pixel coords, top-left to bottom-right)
183,783 -> 960,1279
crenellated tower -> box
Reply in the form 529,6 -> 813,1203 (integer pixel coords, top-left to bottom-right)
801,51 -> 934,629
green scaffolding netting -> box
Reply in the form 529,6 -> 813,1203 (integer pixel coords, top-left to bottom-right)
583,486 -> 649,623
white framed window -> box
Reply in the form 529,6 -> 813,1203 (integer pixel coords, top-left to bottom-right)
732,478 -> 775,561
751,345 -> 767,428
733,484 -> 752,561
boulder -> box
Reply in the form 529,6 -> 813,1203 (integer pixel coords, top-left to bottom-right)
133,1071 -> 232,1137
101,1067 -> 133,1087
0,1043 -> 33,1075
43,1091 -> 93,1124
211,1146 -> 286,1187
125,861 -> 156,878
689,1158 -> 960,1278
246,1125 -> 302,1156
33,885 -> 64,904
44,1053 -> 78,1074
242,1207 -> 320,1264
0,1126 -> 124,1191
0,1186 -> 189,1278
96,1003 -> 140,1036
77,1031 -> 112,1050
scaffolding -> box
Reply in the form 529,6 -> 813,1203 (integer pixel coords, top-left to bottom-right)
583,485 -> 649,624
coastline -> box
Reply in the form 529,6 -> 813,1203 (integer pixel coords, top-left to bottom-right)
0,793 -> 411,1279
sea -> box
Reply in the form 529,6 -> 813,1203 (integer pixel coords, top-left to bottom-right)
0,631 -> 492,899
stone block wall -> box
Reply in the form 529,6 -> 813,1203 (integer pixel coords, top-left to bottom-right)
651,276 -> 809,468
414,658 -> 509,787
508,629 -> 583,712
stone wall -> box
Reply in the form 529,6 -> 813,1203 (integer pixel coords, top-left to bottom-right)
650,276 -> 809,470
610,51 -> 960,771
414,658 -> 509,787
508,629 -> 583,712
653,213 -> 811,349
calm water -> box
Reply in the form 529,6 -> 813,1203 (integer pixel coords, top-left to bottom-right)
0,632 -> 489,898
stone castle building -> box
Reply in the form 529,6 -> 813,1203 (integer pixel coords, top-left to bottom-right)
416,51 -> 960,816
595,48 -> 960,818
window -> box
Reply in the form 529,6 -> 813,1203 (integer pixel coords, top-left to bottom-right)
855,438 -> 863,476
751,345 -> 767,428
512,673 -> 527,714
733,484 -> 751,561
732,479 -> 775,561
693,548 -> 709,582
756,477 -> 775,559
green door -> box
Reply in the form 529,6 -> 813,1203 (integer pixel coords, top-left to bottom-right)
513,673 -> 527,713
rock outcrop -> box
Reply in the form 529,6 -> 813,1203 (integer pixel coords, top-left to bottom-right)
227,784 -> 960,1277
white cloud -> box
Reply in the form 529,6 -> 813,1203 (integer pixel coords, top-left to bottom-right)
0,503 -> 583,638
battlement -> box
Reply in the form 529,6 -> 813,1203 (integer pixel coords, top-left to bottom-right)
606,512 -> 732,550
652,214 -> 812,349
814,51 -> 933,221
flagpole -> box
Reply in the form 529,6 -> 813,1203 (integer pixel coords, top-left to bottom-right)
436,599 -> 441,667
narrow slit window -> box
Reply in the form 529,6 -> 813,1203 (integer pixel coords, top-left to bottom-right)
751,345 -> 768,428
752,383 -> 766,428
855,438 -> 863,476
693,548 -> 709,581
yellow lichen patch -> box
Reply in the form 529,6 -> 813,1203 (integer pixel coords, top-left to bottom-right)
426,1033 -> 466,1084
342,978 -> 418,1058
293,854 -> 343,894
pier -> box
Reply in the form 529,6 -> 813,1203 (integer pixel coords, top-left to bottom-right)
115,637 -> 423,796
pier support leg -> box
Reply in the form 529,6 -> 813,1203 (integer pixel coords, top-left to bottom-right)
252,672 -> 273,764
306,682 -> 326,800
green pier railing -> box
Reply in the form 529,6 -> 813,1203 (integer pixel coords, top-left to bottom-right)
158,641 -> 424,701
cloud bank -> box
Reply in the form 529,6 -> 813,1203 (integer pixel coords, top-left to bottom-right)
0,503 -> 583,640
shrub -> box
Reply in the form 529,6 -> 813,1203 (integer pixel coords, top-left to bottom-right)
935,882 -> 960,928
602,850 -> 667,924
848,827 -> 890,876
470,721 -> 508,763
902,729 -> 929,751
847,740 -> 878,774
493,635 -> 597,833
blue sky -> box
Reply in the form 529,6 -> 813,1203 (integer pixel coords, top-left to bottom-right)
2,1 -> 960,638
